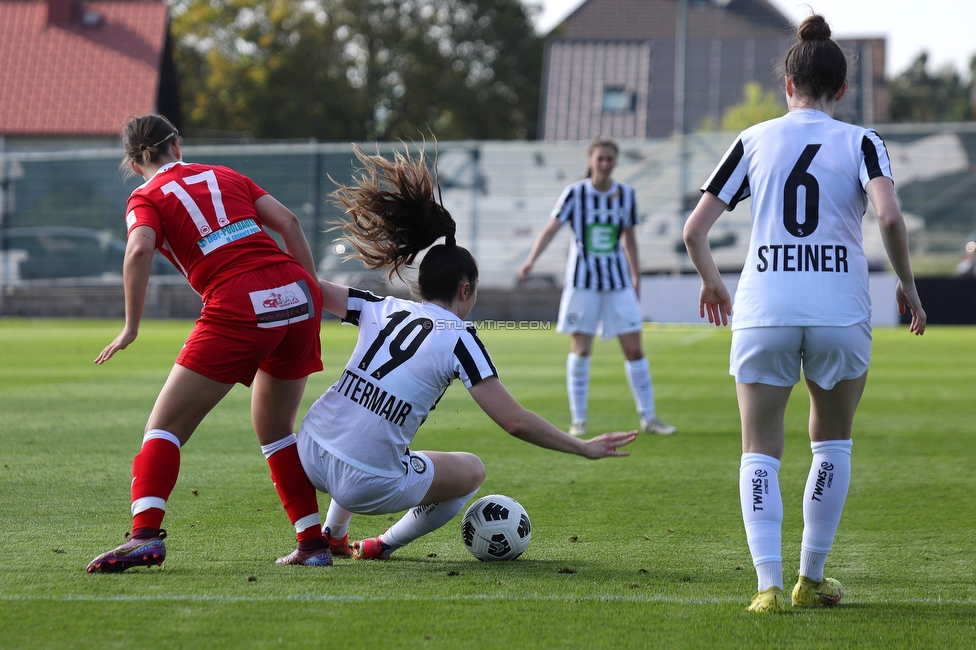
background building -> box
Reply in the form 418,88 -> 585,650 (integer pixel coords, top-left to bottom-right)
539,0 -> 888,141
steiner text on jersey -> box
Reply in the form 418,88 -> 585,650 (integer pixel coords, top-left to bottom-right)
756,244 -> 848,273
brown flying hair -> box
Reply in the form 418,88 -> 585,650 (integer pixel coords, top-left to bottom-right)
330,144 -> 478,303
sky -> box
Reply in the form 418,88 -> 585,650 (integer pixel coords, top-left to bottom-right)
533,0 -> 976,80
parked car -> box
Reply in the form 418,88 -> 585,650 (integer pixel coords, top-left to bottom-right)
0,226 -> 180,281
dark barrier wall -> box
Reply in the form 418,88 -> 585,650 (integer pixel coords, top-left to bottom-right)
0,283 -> 562,321
5,278 -> 973,324
901,278 -> 976,325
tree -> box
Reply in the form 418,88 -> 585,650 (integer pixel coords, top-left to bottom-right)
170,0 -> 370,140
889,52 -> 973,123
699,82 -> 784,132
169,0 -> 544,141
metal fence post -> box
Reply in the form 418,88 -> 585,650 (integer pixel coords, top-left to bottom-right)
309,140 -> 323,265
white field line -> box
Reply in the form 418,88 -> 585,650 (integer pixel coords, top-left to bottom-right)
2,593 -> 974,605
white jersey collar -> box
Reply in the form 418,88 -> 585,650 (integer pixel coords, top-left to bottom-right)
584,177 -> 618,195
136,160 -> 188,190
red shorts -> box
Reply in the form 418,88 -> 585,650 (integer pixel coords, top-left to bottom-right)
177,262 -> 323,386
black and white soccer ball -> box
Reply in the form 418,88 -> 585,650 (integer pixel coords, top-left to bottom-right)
461,494 -> 532,561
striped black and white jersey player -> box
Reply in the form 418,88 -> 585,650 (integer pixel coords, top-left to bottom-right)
702,108 -> 892,330
293,144 -> 635,563
682,12 -> 924,612
300,288 -> 497,483
296,277 -> 637,561
554,177 -> 640,294
519,138 -> 675,438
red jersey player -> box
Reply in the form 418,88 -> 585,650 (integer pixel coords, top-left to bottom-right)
87,113 -> 338,573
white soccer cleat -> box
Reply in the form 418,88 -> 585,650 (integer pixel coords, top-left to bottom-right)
640,417 -> 677,435
568,420 -> 587,437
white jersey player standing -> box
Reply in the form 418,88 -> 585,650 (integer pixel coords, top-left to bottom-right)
289,145 -> 637,563
683,14 -> 925,613
519,137 -> 675,438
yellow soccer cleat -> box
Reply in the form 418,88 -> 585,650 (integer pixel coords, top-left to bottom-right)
791,576 -> 844,607
747,586 -> 787,613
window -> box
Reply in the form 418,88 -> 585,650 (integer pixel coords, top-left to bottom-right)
602,88 -> 634,112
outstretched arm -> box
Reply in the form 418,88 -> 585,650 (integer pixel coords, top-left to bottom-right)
318,279 -> 351,319
866,177 -> 926,335
468,377 -> 636,458
683,192 -> 733,326
95,225 -> 156,364
518,218 -> 563,282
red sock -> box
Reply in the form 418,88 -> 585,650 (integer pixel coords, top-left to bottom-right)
130,436 -> 181,533
266,443 -> 322,542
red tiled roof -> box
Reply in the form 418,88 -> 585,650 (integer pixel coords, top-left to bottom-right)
0,1 -> 169,136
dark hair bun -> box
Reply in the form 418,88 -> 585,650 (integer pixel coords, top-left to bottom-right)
797,14 -> 831,41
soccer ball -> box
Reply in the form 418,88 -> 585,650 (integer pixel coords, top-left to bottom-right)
461,494 -> 532,561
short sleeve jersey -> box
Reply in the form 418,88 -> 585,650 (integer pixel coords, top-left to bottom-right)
300,290 -> 498,478
550,178 -> 640,291
702,109 -> 892,329
125,161 -> 296,294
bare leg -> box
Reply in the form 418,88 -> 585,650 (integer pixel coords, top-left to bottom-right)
796,373 -> 865,588
737,382 -> 792,459
252,370 -> 324,554
136,365 -> 234,524
146,365 -> 234,444
375,450 -> 485,554
88,366 -> 233,572
805,373 -> 866,442
251,370 -> 307,445
617,330 -> 644,362
736,381 -> 792,594
420,451 -> 486,504
570,333 -> 594,357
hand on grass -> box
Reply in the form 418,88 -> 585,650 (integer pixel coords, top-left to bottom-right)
581,431 -> 638,458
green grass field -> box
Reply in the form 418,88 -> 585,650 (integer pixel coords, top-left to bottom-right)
1,318 -> 974,649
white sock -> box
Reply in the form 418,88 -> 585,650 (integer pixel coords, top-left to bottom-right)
624,357 -> 655,421
740,453 -> 783,591
381,490 -> 479,551
324,499 -> 354,539
259,433 -> 296,458
799,439 -> 853,582
567,353 -> 590,422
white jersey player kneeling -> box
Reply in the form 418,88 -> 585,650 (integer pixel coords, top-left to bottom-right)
278,145 -> 637,565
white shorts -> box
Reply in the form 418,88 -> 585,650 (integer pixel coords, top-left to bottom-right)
730,322 -> 872,389
556,286 -> 643,340
296,429 -> 435,515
